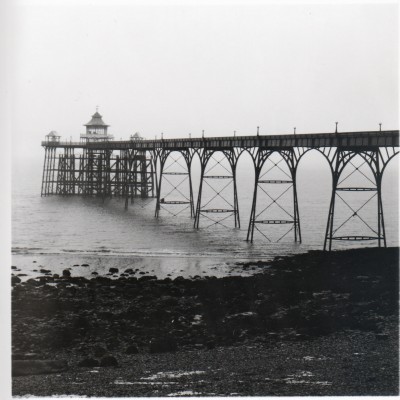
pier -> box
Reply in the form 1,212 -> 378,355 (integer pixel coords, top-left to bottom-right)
41,111 -> 399,250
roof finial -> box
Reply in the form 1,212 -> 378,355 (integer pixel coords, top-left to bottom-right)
335,122 -> 338,134
294,127 -> 296,135
257,126 -> 259,136
96,105 -> 99,112
379,123 -> 382,132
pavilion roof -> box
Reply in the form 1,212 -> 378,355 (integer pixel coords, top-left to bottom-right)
84,111 -> 109,127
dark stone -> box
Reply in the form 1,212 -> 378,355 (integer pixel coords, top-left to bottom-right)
40,269 -> 51,274
125,268 -> 134,274
11,266 -> 17,270
17,274 -> 27,277
149,337 -> 178,353
78,358 -> 99,368
73,316 -> 90,330
93,345 -> 107,358
26,278 -> 39,286
375,333 -> 389,340
138,275 -> 157,282
91,272 -> 98,275
12,360 -> 68,376
126,344 -> 139,354
109,268 -> 119,274
100,355 -> 118,367
62,269 -> 71,278
53,274 -> 60,279
81,264 -> 89,267
12,276 -> 21,286
206,341 -> 216,349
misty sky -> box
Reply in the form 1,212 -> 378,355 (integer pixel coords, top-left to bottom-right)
10,1 -> 399,163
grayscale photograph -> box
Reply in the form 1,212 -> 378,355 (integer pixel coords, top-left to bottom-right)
6,0 -> 399,397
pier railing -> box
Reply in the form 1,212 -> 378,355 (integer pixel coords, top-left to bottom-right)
42,130 -> 399,150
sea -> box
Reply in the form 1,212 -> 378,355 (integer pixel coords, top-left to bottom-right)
11,151 -> 399,281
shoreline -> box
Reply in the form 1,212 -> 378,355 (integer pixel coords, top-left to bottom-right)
11,252 -> 272,282
12,247 -> 399,396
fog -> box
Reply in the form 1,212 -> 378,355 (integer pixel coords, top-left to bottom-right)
10,1 -> 398,167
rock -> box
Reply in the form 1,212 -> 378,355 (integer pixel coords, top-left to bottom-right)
138,275 -> 157,282
149,337 -> 178,353
40,269 -> 51,274
62,269 -> 71,278
126,344 -> 139,354
17,274 -> 27,277
26,278 -> 39,287
12,276 -> 21,286
100,355 -> 118,367
81,264 -> 89,267
125,268 -> 134,274
93,345 -> 107,358
91,272 -> 99,275
109,268 -> 119,274
53,274 -> 60,279
12,360 -> 68,377
11,266 -> 17,270
206,341 -> 216,349
78,358 -> 99,367
375,333 -> 389,340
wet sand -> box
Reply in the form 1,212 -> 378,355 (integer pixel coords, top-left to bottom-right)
12,247 -> 399,396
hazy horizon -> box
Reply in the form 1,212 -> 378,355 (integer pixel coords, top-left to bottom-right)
10,1 -> 399,166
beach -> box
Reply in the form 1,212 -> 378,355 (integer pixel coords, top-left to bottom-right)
11,247 -> 399,397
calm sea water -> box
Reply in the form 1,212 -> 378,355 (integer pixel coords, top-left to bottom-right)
12,152 -> 399,280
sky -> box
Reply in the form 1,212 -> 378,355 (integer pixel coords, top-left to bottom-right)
8,0 -> 399,165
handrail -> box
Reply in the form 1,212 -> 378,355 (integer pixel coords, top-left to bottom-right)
41,130 -> 399,149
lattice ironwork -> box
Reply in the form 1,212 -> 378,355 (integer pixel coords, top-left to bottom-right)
41,147 -> 154,202
194,149 -> 242,229
247,149 -> 301,243
154,150 -> 195,218
323,147 -> 399,250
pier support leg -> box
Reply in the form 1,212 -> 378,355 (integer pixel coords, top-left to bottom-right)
247,149 -> 301,243
323,149 -> 392,250
194,149 -> 240,230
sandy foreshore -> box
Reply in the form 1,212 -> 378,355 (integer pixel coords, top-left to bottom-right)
12,247 -> 399,396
